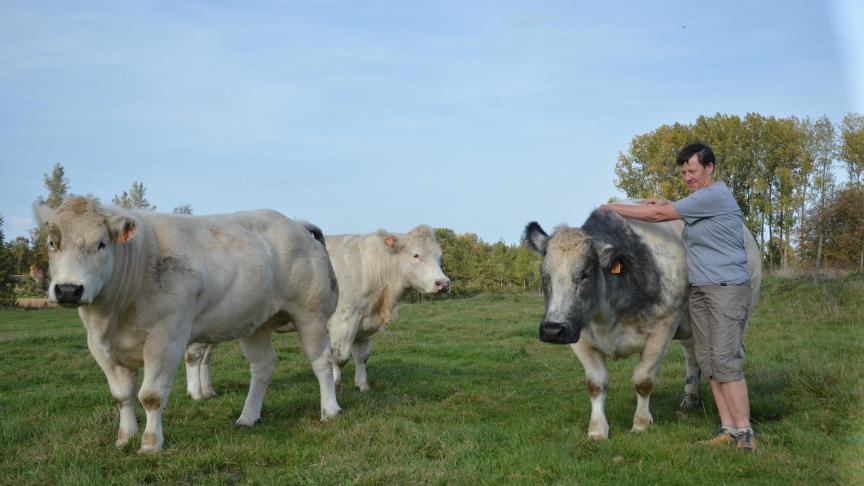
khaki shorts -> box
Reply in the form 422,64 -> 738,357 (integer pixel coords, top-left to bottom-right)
689,284 -> 751,383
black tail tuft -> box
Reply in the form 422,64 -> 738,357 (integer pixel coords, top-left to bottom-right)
303,223 -> 326,246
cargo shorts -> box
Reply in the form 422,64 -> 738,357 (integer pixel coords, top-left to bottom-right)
688,284 -> 751,383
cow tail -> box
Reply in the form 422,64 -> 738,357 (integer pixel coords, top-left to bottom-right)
302,222 -> 326,247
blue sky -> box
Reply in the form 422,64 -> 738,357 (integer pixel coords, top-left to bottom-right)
1,0 -> 861,244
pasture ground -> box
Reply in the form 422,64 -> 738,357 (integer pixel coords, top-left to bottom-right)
1,275 -> 862,485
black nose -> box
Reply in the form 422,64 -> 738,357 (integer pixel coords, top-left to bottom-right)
539,320 -> 581,344
54,284 -> 84,304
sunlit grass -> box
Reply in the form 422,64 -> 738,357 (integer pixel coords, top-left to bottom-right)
1,276 -> 861,484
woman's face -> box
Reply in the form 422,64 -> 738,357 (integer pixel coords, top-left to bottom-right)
680,154 -> 714,192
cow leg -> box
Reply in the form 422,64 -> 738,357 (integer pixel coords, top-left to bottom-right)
295,310 -> 341,420
572,342 -> 609,439
199,343 -> 217,398
352,338 -> 373,392
87,335 -> 139,448
185,343 -> 207,400
679,338 -> 701,409
236,328 -> 275,427
631,326 -> 677,433
328,309 -> 361,391
138,332 -> 188,454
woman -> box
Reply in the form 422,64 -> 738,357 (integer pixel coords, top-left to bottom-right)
600,142 -> 756,452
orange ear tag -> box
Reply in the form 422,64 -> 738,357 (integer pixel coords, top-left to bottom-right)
611,260 -> 622,275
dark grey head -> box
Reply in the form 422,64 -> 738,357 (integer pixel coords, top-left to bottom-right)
523,222 -> 605,345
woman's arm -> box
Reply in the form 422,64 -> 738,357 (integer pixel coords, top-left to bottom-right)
599,200 -> 681,223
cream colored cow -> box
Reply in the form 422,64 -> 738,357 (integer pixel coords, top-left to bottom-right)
186,226 -> 450,398
34,196 -> 340,453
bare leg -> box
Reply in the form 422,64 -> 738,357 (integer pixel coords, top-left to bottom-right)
236,328 -> 275,427
714,378 -> 750,429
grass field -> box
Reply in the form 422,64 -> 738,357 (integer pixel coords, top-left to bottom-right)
1,276 -> 862,485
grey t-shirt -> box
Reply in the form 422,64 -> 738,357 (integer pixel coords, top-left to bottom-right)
671,181 -> 750,286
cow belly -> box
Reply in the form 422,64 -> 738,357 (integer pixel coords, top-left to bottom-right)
191,295 -> 281,343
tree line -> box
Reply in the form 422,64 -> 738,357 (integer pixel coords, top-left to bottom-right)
2,112 -> 861,304
615,112 -> 864,275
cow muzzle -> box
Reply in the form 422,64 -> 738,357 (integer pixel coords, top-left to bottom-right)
433,278 -> 451,293
539,320 -> 582,344
54,283 -> 84,305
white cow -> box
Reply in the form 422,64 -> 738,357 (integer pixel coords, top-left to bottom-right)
34,196 -> 341,453
186,225 -> 450,398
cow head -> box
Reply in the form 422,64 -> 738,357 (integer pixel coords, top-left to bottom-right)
523,221 -> 608,345
33,196 -> 139,306
381,225 -> 450,294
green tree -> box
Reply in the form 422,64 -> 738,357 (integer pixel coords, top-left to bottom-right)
614,122 -> 692,201
0,215 -> 18,305
9,236 -> 30,275
31,163 -> 71,279
43,163 -> 69,209
173,204 -> 193,215
113,181 -> 155,210
840,113 -> 864,185
803,116 -> 837,280
800,184 -> 864,272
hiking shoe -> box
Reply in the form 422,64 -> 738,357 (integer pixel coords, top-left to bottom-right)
699,428 -> 736,446
736,429 -> 757,452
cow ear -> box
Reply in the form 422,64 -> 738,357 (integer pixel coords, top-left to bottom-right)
106,212 -> 139,243
32,199 -> 57,229
596,242 -> 623,274
522,222 -> 549,255
382,233 -> 401,253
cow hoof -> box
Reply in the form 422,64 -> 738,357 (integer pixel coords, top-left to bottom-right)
138,433 -> 162,454
202,390 -> 217,399
115,436 -> 132,448
588,423 -> 609,440
679,395 -> 700,409
588,430 -> 608,440
321,407 -> 342,421
355,384 -> 370,393
632,414 -> 653,433
235,417 -> 258,428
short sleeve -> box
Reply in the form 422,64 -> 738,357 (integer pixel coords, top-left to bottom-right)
672,187 -> 723,224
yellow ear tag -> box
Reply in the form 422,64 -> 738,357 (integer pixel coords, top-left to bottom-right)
611,260 -> 622,274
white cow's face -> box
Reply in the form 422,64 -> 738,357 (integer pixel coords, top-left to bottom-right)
33,197 -> 138,306
383,226 -> 450,294
523,222 -> 603,344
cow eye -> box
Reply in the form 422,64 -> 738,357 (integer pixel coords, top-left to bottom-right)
413,253 -> 420,259
98,241 -> 107,250
48,240 -> 56,251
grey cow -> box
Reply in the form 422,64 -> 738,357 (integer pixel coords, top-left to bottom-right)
524,208 -> 760,439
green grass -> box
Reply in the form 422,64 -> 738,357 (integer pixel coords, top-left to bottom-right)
1,276 -> 862,484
